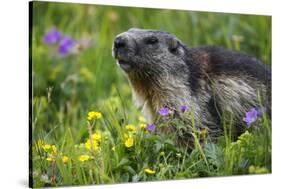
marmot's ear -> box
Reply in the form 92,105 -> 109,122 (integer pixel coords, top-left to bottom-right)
168,38 -> 180,53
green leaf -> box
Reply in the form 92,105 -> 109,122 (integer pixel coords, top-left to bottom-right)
204,143 -> 223,166
115,158 -> 130,169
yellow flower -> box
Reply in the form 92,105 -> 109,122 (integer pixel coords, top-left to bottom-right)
126,124 -> 136,132
42,144 -> 51,152
41,144 -> 57,155
144,168 -> 156,174
87,111 -> 102,121
91,131 -> 102,141
139,123 -> 147,130
79,155 -> 90,162
138,116 -> 146,123
125,124 -> 136,132
62,156 -> 69,163
124,137 -> 134,148
85,139 -> 100,151
46,157 -> 54,161
46,155 -> 55,162
51,145 -> 57,153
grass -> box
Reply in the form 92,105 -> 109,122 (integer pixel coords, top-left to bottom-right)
30,1 -> 271,187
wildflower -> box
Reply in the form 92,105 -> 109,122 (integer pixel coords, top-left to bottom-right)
180,105 -> 189,112
62,156 -> 69,163
46,155 -> 55,162
125,124 -> 136,132
146,124 -> 156,132
51,145 -> 57,153
58,36 -> 76,56
144,168 -> 156,174
85,139 -> 100,151
138,116 -> 146,123
257,107 -> 267,116
91,131 -> 102,141
43,28 -> 62,44
78,155 -> 90,162
140,123 -> 147,130
159,107 -> 170,116
124,137 -> 134,148
46,157 -> 54,162
87,111 -> 102,121
42,144 -> 51,152
243,108 -> 258,126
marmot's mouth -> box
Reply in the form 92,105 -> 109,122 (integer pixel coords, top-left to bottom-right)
117,59 -> 133,72
118,60 -> 128,65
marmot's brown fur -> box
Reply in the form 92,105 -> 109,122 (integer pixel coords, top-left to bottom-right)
112,28 -> 271,142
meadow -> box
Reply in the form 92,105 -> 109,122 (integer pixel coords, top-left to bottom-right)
30,2 -> 272,187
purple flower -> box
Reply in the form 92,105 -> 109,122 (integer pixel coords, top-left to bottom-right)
257,107 -> 267,116
180,105 -> 189,112
43,28 -> 62,44
159,107 -> 170,116
58,36 -> 76,56
146,124 -> 156,132
243,108 -> 258,127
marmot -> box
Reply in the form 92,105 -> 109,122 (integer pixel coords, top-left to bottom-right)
112,28 -> 271,142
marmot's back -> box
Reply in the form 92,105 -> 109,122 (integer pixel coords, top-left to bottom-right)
193,46 -> 271,86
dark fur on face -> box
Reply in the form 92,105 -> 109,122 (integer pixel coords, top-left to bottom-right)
112,28 -> 271,141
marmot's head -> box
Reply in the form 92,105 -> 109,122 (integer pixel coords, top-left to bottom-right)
112,28 -> 194,123
112,28 -> 189,77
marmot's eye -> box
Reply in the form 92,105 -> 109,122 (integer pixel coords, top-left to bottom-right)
145,37 -> 158,45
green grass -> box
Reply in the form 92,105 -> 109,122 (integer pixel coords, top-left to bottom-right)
30,2 -> 271,187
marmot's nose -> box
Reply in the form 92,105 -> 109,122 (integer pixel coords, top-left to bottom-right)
114,36 -> 127,49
